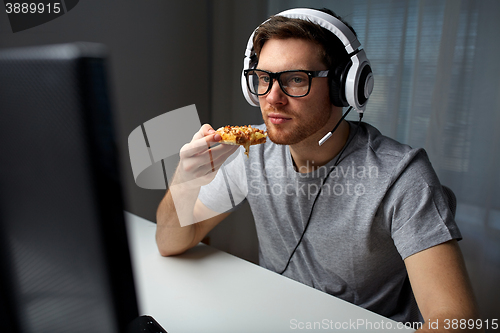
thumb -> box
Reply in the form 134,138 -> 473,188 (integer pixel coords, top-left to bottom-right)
192,124 -> 215,141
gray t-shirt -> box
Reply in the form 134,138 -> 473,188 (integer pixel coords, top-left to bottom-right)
198,121 -> 461,323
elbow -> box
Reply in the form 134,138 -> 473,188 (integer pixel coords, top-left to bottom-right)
158,249 -> 175,257
157,245 -> 186,257
155,234 -> 191,257
155,214 -> 197,257
156,242 -> 172,257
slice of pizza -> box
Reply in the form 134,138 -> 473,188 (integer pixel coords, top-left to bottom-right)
216,125 -> 267,157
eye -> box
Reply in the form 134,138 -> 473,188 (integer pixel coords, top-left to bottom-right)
259,75 -> 270,84
285,74 -> 307,87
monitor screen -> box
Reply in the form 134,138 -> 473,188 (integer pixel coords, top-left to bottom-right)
0,43 -> 139,333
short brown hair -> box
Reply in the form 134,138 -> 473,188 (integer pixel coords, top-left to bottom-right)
252,9 -> 355,70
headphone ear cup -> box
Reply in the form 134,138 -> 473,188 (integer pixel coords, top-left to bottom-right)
357,64 -> 373,106
345,50 -> 373,112
241,69 -> 259,106
241,55 -> 260,107
329,60 -> 350,107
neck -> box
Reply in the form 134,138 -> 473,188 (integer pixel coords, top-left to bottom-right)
290,111 -> 350,174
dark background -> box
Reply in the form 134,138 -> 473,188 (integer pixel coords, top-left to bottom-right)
0,0 -> 267,263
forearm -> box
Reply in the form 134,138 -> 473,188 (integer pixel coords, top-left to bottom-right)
154,123 -> 237,256
156,184 -> 199,256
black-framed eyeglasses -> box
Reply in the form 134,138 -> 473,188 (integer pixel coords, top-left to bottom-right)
244,69 -> 329,98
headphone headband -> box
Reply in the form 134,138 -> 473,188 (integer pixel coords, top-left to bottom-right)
241,8 -> 374,112
276,8 -> 360,53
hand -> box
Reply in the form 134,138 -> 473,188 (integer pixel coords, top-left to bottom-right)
174,124 -> 239,189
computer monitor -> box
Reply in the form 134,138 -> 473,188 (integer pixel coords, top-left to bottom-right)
0,43 -> 142,333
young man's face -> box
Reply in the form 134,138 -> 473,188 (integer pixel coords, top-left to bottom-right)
257,38 -> 334,145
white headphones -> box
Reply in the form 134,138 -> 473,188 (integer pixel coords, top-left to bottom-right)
241,8 -> 374,113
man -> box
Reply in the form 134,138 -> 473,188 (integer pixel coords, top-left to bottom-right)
156,8 -> 480,331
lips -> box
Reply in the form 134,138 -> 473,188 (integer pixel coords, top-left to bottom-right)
268,113 -> 292,125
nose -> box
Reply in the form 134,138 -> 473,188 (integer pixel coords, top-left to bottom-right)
264,79 -> 288,106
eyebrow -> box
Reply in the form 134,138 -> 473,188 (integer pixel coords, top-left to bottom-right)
254,67 -> 316,72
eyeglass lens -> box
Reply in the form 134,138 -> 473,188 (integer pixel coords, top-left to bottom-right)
247,70 -> 310,97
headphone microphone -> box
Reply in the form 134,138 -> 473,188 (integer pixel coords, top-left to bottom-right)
318,106 -> 355,146
241,8 -> 374,145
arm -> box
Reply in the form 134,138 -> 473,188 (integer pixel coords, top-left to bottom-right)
405,239 -> 482,332
156,194 -> 229,256
156,124 -> 238,256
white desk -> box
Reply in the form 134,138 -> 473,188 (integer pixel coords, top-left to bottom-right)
125,212 -> 414,333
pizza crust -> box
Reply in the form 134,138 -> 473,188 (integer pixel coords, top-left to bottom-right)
216,125 -> 267,157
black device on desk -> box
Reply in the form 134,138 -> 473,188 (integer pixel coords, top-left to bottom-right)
0,43 -> 167,333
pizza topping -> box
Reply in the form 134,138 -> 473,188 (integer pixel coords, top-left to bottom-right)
216,125 -> 267,157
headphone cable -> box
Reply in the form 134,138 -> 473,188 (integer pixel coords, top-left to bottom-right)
279,111 -> 363,275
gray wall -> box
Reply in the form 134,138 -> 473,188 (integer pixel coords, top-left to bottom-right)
207,1 -> 268,264
0,0 -> 264,263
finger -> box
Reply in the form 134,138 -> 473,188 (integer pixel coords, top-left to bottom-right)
206,142 -> 238,160
209,144 -> 239,172
183,125 -> 223,159
180,143 -> 225,173
211,146 -> 240,170
181,134 -> 216,158
179,152 -> 212,178
190,144 -> 233,169
208,148 -> 215,172
202,123 -> 216,135
187,144 -> 238,178
192,124 -> 216,141
183,131 -> 225,159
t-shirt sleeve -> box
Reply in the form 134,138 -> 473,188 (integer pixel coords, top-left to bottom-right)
385,148 -> 462,260
198,147 -> 248,213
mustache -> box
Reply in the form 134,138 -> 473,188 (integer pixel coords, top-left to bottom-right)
263,106 -> 295,117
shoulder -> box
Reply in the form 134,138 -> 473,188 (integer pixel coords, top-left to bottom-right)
353,122 -> 438,188
358,122 -> 413,158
